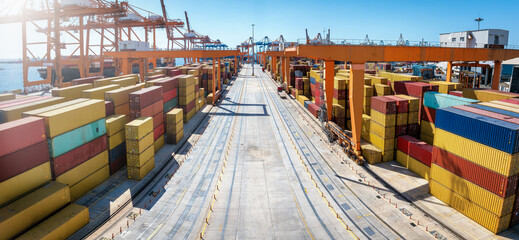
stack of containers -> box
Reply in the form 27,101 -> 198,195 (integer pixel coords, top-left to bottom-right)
106,115 -> 127,175
303,77 -> 311,98
197,88 -> 206,111
129,86 -> 164,152
82,84 -> 120,100
179,75 -> 196,123
421,92 -> 479,144
105,85 -> 141,122
0,93 -> 15,101
431,105 -> 519,234
396,135 -> 432,179
34,99 -> 109,201
395,95 -> 420,138
166,109 -> 183,144
126,117 -> 155,181
374,84 -> 391,96
0,117 -> 51,207
385,96 -> 409,137
363,85 -> 374,115
310,70 -> 324,106
333,77 -> 347,108
361,114 -> 371,142
147,76 -> 180,126
0,97 -> 66,123
71,76 -> 103,85
369,96 -> 397,161
463,89 -> 519,102
52,84 -> 93,101
294,77 -> 304,98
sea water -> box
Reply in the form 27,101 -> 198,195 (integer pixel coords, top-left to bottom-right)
0,63 -> 42,92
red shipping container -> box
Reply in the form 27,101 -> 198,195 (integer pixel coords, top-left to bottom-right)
0,96 -> 51,109
0,117 -> 46,157
51,135 -> 107,177
153,113 -> 163,129
371,96 -> 397,114
153,124 -> 164,141
393,81 -> 414,95
333,89 -> 347,100
407,123 -> 420,138
154,76 -> 180,92
163,88 -> 178,103
105,101 -> 114,116
295,78 -> 304,90
0,141 -> 49,182
129,86 -> 163,109
385,96 -> 409,113
421,106 -> 436,123
109,155 -> 126,175
406,82 -> 438,98
397,135 -> 432,166
449,91 -> 463,97
130,100 -> 164,120
395,125 -> 407,137
180,100 -> 196,114
71,76 -> 102,86
454,105 -> 519,125
147,74 -> 165,81
432,146 -> 518,198
500,99 -> 519,105
307,103 -> 319,118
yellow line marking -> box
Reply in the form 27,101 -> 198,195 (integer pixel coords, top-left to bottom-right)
147,223 -> 164,240
176,188 -> 187,205
356,214 -> 372,219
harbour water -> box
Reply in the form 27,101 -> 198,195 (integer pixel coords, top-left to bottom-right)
0,63 -> 42,92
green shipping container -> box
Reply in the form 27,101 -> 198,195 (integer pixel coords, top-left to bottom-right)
48,118 -> 107,158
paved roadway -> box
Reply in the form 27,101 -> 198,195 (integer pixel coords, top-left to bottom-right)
97,64 -> 435,240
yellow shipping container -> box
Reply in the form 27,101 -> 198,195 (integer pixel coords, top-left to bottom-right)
0,97 -> 66,123
36,99 -> 105,138
145,78 -> 164,88
17,203 -> 89,240
369,132 -> 395,151
69,165 -> 109,201
431,164 -> 514,217
106,115 -> 126,137
333,99 -> 347,106
370,121 -> 395,139
429,180 -> 510,234
463,89 -> 514,102
435,81 -> 458,94
490,100 -> 519,109
93,78 -> 115,88
0,182 -> 70,239
421,120 -> 435,136
363,96 -> 371,106
179,75 -> 195,88
128,157 -> 155,181
361,143 -> 381,164
408,111 -> 419,124
167,121 -> 183,134
127,145 -> 154,168
111,77 -> 138,87
374,84 -> 391,96
154,135 -> 165,152
166,108 -> 183,124
179,84 -> 195,97
51,84 -> 92,100
368,76 -> 388,86
179,92 -> 195,106
109,130 -> 125,150
362,114 -> 371,132
82,84 -> 119,100
395,95 -> 420,112
364,85 -> 373,97
396,150 -> 430,180
125,117 -> 153,140
0,93 -> 15,101
420,134 -> 434,145
298,95 -> 309,106
363,105 -> 370,115
334,78 -> 347,90
361,129 -> 370,142
0,162 -> 51,207
22,98 -> 89,118
434,129 -> 519,177
56,150 -> 108,187
126,133 -> 154,154
105,85 -> 141,106
184,108 -> 196,123
382,150 -> 394,162
396,113 -> 408,126
478,102 -> 519,114
370,109 -> 396,127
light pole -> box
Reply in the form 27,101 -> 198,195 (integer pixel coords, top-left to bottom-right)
474,17 -> 484,30
251,24 -> 255,76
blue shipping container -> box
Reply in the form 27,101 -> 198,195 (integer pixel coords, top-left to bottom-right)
435,107 -> 519,154
304,100 -> 312,109
310,77 -> 316,85
109,142 -> 126,163
48,118 -> 107,158
468,104 -> 519,119
424,92 -> 479,109
163,97 -> 179,114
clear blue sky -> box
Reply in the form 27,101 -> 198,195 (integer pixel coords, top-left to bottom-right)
1,0 -> 518,59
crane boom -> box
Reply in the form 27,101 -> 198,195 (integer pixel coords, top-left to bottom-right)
160,0 -> 171,49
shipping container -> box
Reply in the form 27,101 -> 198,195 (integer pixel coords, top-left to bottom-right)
56,150 -> 108,187
477,102 -> 519,115
396,150 -> 430,180
0,162 -> 52,206
71,76 -> 102,86
434,128 -> 519,177
106,115 -> 127,137
0,97 -> 66,123
36,99 -> 105,138
110,155 -> 126,175
433,146 -> 518,198
369,132 -> 394,151
431,164 -> 515,217
371,97 -> 397,114
51,84 -> 92,101
68,164 -> 109,201
430,179 -> 510,234
361,143 -> 382,164
48,118 -> 107,158
127,145 -> 154,168
370,109 -> 396,127
166,129 -> 183,144
424,92 -> 479,109
52,135 -> 107,177
0,117 -> 46,157
108,130 -> 125,150
0,93 -> 15,102
0,96 -> 50,109
396,113 -> 408,126
435,107 -> 519,154
421,106 -> 436,123
384,96 -> 409,113
126,133 -> 154,154
370,121 -> 395,139
127,157 -> 154,181
82,84 -> 120,100
454,105 -> 519,125
111,76 -> 138,87
125,117 -> 153,140
17,203 -> 89,240
153,124 -> 164,141
163,88 -> 178,103
104,85 -> 141,106
397,135 -> 432,166
154,134 -> 165,152
153,76 -> 180,92
22,98 -> 89,118
129,86 -> 163,109
0,141 -> 49,182
0,182 -> 70,240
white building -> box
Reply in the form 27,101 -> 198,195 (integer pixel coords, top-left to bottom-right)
119,41 -> 150,51
439,29 -> 509,48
